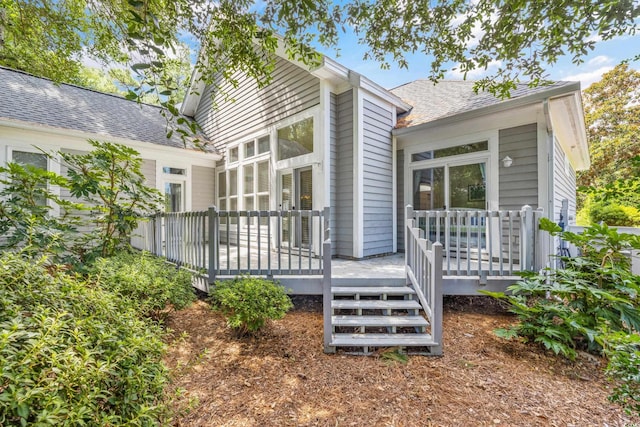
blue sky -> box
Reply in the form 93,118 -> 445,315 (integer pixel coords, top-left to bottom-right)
312,32 -> 640,91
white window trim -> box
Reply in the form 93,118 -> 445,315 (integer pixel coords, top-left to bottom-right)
159,163 -> 190,212
405,131 -> 499,211
6,146 -> 61,215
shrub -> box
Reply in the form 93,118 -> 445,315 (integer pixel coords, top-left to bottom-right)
483,220 -> 640,360
0,253 -> 170,426
92,251 -> 196,320
589,202 -> 637,226
600,332 -> 640,416
209,276 -> 292,335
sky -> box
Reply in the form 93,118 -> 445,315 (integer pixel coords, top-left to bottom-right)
312,31 -> 640,91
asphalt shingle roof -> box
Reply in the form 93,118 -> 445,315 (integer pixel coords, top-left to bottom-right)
0,66 -> 212,152
390,79 -> 575,129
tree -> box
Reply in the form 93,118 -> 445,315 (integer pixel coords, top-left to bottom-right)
579,64 -> 640,190
60,140 -> 163,258
1,1 -> 639,128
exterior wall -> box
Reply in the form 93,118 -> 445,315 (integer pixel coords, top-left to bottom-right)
498,123 -> 539,210
194,55 -> 321,155
0,125 -> 218,213
334,89 -> 354,257
362,98 -> 394,257
552,137 -> 577,223
141,159 -> 156,188
191,165 -> 216,211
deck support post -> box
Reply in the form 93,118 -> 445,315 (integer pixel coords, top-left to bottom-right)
208,206 -> 218,284
322,206 -> 334,353
430,242 -> 443,356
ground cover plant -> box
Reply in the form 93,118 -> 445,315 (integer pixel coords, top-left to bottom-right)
483,219 -> 640,415
209,276 -> 293,336
0,253 -> 171,426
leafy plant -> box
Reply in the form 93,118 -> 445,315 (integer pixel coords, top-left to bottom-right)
599,331 -> 640,416
0,162 -> 86,261
589,203 -> 640,227
209,276 -> 292,336
59,140 -> 163,259
92,251 -> 196,320
483,219 -> 640,360
0,252 -> 171,426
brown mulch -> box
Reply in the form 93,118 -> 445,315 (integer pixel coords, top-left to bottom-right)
164,297 -> 639,427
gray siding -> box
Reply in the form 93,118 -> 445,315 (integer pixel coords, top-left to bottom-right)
552,138 -> 577,223
396,149 -> 405,252
194,56 -> 320,155
329,93 -> 338,256
141,159 -> 156,188
498,124 -> 538,210
335,90 -> 354,257
362,99 -> 394,257
191,165 -> 216,211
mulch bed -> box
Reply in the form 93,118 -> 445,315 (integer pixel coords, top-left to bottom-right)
164,296 -> 639,426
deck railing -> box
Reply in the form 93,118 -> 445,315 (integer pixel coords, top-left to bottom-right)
405,206 -> 443,355
131,207 -> 330,280
411,205 -> 543,276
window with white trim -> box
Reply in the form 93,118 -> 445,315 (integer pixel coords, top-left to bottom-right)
162,167 -> 186,212
11,150 -> 49,206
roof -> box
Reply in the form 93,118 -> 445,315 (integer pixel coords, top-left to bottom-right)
0,66 -> 215,153
390,80 -> 576,129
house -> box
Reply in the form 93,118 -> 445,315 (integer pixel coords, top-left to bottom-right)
0,49 -> 589,273
0,66 -> 220,213
0,51 -> 589,354
180,47 -> 588,265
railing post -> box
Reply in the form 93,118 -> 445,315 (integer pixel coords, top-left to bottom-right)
431,242 -> 443,356
154,213 -> 163,256
405,204 -> 414,285
521,205 -> 534,271
208,206 -> 218,284
322,206 -> 333,352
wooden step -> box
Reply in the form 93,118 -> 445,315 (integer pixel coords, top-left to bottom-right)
331,333 -> 434,347
331,299 -> 422,310
331,286 -> 416,296
332,315 -> 428,327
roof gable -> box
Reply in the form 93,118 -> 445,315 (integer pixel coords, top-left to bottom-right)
390,80 -> 577,128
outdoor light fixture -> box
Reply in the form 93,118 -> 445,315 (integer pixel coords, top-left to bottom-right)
502,156 -> 513,168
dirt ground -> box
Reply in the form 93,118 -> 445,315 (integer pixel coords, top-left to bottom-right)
164,296 -> 639,427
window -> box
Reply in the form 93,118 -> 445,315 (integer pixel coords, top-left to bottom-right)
13,151 -> 48,171
256,161 -> 270,224
217,171 -> 227,210
164,182 -> 184,212
258,135 -> 270,154
411,141 -> 488,162
12,150 -> 49,206
229,147 -> 239,163
244,141 -> 255,158
277,117 -> 313,160
162,167 -> 186,175
243,164 -> 254,212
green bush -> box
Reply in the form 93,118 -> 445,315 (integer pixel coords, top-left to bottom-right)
589,202 -> 637,226
0,253 -> 170,426
209,276 -> 292,335
600,332 -> 640,415
483,220 -> 640,360
92,251 -> 196,320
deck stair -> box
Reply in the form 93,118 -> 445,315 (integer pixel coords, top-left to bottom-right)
327,282 -> 437,355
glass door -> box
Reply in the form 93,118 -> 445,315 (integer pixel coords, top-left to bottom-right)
279,168 -> 312,247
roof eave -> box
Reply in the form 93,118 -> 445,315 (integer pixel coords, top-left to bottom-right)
393,82 -> 582,137
0,117 -> 222,160
547,90 -> 590,171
